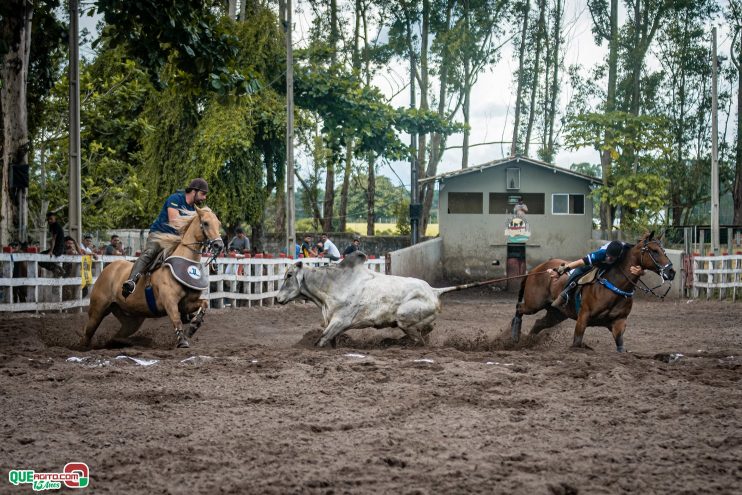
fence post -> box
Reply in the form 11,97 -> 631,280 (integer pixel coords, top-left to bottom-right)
0,255 -> 11,304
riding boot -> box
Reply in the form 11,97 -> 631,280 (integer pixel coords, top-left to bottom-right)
122,266 -> 144,298
552,281 -> 577,308
122,235 -> 160,298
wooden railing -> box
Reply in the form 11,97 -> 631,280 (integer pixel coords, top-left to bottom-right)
0,253 -> 385,313
689,254 -> 742,301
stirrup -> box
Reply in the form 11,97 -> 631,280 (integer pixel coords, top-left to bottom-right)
122,279 -> 136,298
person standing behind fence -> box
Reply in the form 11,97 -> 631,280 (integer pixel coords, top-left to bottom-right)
320,234 -> 340,261
105,235 -> 124,256
300,235 -> 315,258
343,237 -> 361,256
228,227 -> 250,254
39,211 -> 65,277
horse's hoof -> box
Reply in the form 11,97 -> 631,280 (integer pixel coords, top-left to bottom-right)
616,346 -> 626,353
176,337 -> 190,348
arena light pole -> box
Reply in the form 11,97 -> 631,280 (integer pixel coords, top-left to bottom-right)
68,0 -> 82,244
285,0 -> 296,258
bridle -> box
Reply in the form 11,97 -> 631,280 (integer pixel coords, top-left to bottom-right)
618,239 -> 673,299
183,219 -> 224,265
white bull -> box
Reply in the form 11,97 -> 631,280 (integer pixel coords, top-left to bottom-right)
276,251 -> 461,347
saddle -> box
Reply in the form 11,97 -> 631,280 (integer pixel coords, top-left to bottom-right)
577,267 -> 599,285
162,256 -> 209,291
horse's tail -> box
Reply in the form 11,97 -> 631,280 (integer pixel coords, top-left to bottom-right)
517,275 -> 527,304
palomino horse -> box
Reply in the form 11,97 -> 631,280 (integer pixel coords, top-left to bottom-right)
511,232 -> 675,352
82,207 -> 223,349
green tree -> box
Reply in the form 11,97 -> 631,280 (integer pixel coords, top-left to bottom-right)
565,111 -> 671,231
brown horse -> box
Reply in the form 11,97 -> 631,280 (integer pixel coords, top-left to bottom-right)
81,207 -> 223,349
510,232 -> 675,352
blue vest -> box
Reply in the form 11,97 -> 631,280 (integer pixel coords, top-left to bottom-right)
150,192 -> 195,234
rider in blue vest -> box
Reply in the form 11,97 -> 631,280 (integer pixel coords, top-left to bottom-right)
122,178 -> 209,298
551,240 -> 625,308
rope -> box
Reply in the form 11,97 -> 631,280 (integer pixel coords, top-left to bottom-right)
451,270 -> 550,291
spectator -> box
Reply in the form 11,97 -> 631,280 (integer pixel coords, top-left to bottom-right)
39,211 -> 65,277
80,234 -> 100,259
64,236 -> 84,255
300,235 -> 316,258
81,234 -> 95,254
320,233 -> 340,261
343,237 -> 361,256
228,227 -> 250,254
513,198 -> 528,218
105,235 -> 124,256
62,236 -> 85,283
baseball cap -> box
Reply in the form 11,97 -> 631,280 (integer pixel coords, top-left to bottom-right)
187,178 -> 209,193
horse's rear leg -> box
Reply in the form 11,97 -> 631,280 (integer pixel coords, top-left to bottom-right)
512,299 -> 553,342
112,315 -> 145,341
572,311 -> 590,349
610,318 -> 628,353
530,307 -> 567,336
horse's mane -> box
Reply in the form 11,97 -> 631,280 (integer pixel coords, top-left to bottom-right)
150,207 -> 213,258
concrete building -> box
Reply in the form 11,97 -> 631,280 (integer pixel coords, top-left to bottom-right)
420,156 -> 602,283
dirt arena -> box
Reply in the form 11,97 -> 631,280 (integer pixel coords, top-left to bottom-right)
1,289 -> 740,494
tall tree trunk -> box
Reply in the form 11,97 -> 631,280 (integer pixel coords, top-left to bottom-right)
545,0 -> 563,162
274,180 -> 286,233
511,0 -> 530,157
630,0 -> 642,115
1,1 -> 33,245
329,0 -> 338,66
422,0 -> 454,233
733,28 -> 742,224
599,0 -> 618,232
461,0 -> 471,169
417,0 -> 430,214
322,0 -> 340,233
524,0 -> 546,155
361,2 -> 376,236
322,152 -> 335,232
366,153 -> 375,236
339,140 -> 353,232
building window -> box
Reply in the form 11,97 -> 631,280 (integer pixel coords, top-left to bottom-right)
506,168 -> 520,190
448,192 -> 483,214
489,193 -> 545,214
552,194 -> 585,215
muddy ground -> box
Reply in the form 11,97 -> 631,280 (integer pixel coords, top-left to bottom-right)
1,289 -> 740,494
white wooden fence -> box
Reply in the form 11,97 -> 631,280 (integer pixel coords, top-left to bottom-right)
690,254 -> 742,301
0,253 -> 386,313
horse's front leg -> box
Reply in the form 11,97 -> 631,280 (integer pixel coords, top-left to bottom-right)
610,318 -> 627,353
163,298 -> 190,348
185,299 -> 208,338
